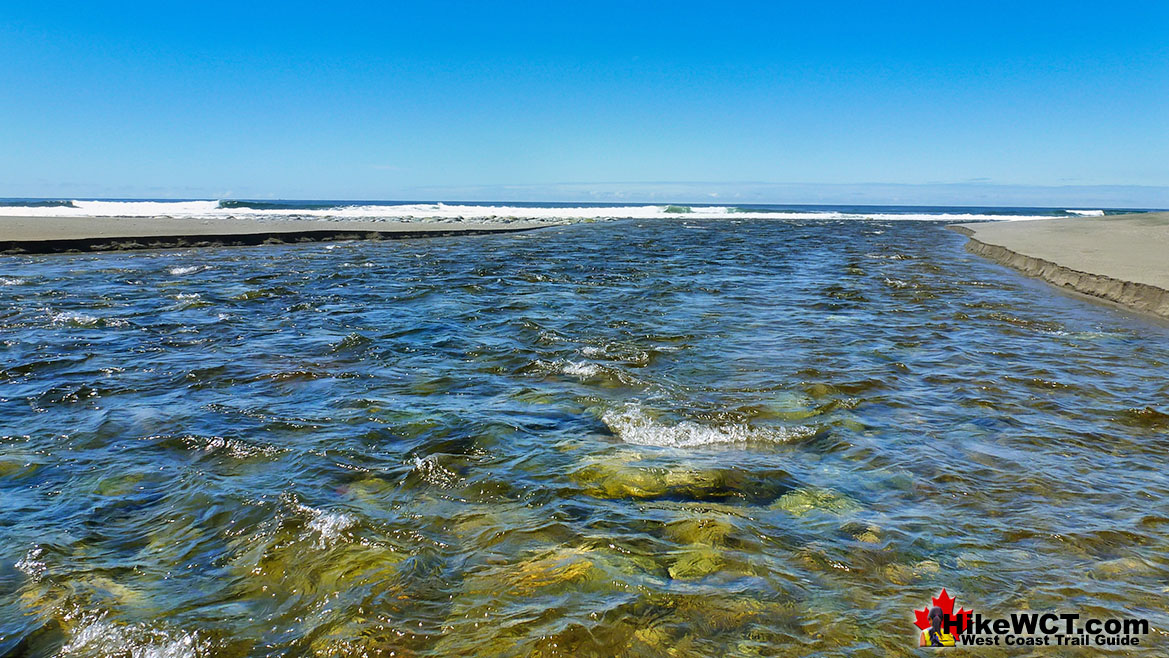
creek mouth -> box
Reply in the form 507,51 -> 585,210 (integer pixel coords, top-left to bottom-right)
2,218 -> 1168,656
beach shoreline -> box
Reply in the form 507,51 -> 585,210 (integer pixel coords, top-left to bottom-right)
951,211 -> 1169,319
0,215 -> 549,254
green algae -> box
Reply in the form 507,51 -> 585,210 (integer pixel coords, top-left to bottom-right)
434,544 -> 647,657
0,455 -> 41,478
664,516 -> 736,546
771,487 -> 862,517
668,545 -> 725,579
574,460 -> 739,501
94,473 -> 145,497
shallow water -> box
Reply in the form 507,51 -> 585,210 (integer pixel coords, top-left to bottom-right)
2,219 -> 1168,657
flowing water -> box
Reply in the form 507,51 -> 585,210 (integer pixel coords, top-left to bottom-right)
1,218 -> 1168,657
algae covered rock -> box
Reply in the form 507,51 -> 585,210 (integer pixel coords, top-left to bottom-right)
664,516 -> 736,546
668,545 -> 725,579
464,546 -> 598,597
771,487 -> 861,518
95,473 -> 145,496
854,525 -> 882,544
573,453 -> 779,502
882,558 -> 943,585
574,460 -> 668,499
435,544 -> 646,656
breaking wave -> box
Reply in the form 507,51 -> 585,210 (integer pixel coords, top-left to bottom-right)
0,199 -> 1092,222
60,613 -> 202,658
601,403 -> 816,447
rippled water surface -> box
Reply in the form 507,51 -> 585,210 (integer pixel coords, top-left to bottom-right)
2,219 -> 1169,656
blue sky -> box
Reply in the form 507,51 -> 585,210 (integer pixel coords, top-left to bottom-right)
2,1 -> 1167,206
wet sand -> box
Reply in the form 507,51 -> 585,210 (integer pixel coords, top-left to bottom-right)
0,215 -> 549,253
952,211 -> 1169,319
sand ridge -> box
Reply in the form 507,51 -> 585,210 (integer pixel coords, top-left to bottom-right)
952,211 -> 1169,319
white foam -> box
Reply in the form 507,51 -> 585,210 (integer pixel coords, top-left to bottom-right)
15,546 -> 46,580
297,504 -> 357,548
193,435 -> 281,459
602,403 -> 815,447
168,265 -> 203,275
1066,209 -> 1105,216
60,613 -> 200,658
0,199 -> 1072,222
561,360 -> 602,377
1,277 -> 25,285
412,454 -> 461,487
49,311 -> 100,326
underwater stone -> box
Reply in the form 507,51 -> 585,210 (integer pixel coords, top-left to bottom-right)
771,487 -> 861,517
668,545 -> 725,579
664,516 -> 736,546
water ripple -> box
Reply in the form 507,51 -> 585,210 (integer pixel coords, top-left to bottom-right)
2,219 -> 1169,655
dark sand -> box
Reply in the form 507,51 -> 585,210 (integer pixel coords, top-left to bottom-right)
0,215 -> 549,254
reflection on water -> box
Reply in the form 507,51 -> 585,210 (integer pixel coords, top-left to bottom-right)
1,219 -> 1168,656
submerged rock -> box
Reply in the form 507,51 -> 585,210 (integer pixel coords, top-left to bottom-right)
95,473 -> 145,496
771,487 -> 861,518
436,544 -> 645,656
668,545 -> 725,579
573,453 -> 789,502
854,525 -> 882,544
500,546 -> 596,596
664,516 -> 736,546
883,558 -> 943,585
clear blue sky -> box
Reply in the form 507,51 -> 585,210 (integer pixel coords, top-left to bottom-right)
2,1 -> 1167,205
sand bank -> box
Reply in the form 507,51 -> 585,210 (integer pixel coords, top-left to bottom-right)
0,215 -> 548,254
951,211 -> 1169,319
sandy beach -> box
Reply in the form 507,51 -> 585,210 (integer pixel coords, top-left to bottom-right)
952,211 -> 1169,319
0,215 -> 548,253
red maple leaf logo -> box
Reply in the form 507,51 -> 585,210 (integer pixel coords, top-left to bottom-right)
914,589 -> 971,639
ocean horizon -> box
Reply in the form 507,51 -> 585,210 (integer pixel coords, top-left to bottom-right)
0,198 -> 1140,222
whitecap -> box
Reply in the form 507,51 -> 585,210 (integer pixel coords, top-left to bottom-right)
0,199 -> 1073,222
49,311 -> 100,326
15,546 -> 46,580
297,504 -> 357,548
168,265 -> 202,276
191,435 -> 282,459
560,360 -> 602,377
1065,209 -> 1105,216
60,613 -> 201,658
412,454 -> 461,487
602,403 -> 815,447
0,277 -> 25,285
